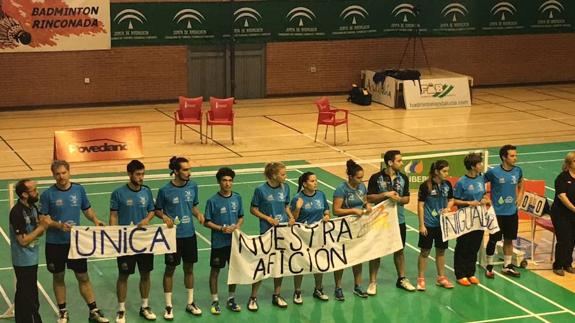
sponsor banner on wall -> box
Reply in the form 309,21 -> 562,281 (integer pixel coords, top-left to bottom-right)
403,77 -> 471,109
362,70 -> 397,107
54,126 -> 143,162
0,0 -> 110,52
228,200 -> 402,285
69,224 -> 176,259
440,205 -> 500,242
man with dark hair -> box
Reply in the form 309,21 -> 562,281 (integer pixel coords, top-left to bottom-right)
40,160 -> 109,323
484,145 -> 525,278
367,150 -> 416,294
10,179 -> 52,323
155,157 -> 205,319
204,167 -> 244,314
110,160 -> 173,323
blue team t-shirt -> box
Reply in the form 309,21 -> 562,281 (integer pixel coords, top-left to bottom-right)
485,165 -> 523,216
40,183 -> 91,244
10,202 -> 41,267
367,171 -> 410,224
418,180 -> 454,227
290,190 -> 330,224
155,180 -> 199,238
333,182 -> 367,210
454,174 -> 486,202
251,182 -> 290,234
205,192 -> 244,248
110,184 -> 155,225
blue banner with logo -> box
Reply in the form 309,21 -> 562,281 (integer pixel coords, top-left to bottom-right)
110,0 -> 574,46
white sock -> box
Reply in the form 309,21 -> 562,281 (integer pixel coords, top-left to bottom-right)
228,292 -> 235,300
211,294 -> 218,302
141,298 -> 149,308
504,255 -> 512,266
118,302 -> 126,312
165,292 -> 172,307
187,289 -> 194,304
486,255 -> 494,265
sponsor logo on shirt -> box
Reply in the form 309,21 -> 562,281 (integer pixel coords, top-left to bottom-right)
184,190 -> 193,202
126,199 -> 133,206
505,196 -> 514,203
314,199 -> 323,208
56,199 -> 64,206
172,196 -> 180,204
220,206 -> 227,214
278,192 -> 285,201
181,215 -> 191,224
139,196 -> 146,206
467,184 -> 475,191
511,175 -> 517,184
499,177 -> 505,184
69,194 -> 78,207
266,194 -> 274,201
231,201 -> 238,211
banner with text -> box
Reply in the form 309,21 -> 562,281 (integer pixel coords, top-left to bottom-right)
69,224 -> 176,259
228,200 -> 402,285
403,77 -> 472,110
1,0 -> 110,52
440,205 -> 500,242
54,126 -> 143,162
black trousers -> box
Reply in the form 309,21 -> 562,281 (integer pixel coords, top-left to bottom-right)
454,230 -> 484,279
14,265 -> 42,323
551,211 -> 575,270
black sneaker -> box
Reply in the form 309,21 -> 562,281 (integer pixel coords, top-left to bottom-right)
312,288 -> 329,301
353,286 -> 368,298
272,294 -> 288,308
334,288 -> 345,301
502,264 -> 521,277
89,309 -> 109,323
485,264 -> 495,279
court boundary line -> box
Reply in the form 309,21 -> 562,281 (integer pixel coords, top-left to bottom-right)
465,310 -> 567,323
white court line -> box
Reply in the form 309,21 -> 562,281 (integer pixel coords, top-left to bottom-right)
465,310 -> 567,323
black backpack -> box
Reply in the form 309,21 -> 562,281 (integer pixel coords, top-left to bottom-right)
347,85 -> 371,106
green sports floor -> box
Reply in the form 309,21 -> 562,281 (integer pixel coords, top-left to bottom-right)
1,141 -> 574,323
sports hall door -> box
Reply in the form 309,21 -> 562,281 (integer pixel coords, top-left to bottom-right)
187,44 -> 265,100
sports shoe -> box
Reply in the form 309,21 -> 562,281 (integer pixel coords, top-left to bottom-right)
227,298 -> 241,312
366,282 -> 377,296
312,288 -> 329,301
553,268 -> 565,276
139,307 -> 156,320
57,310 -> 69,323
185,302 -> 202,316
247,297 -> 258,312
502,264 -> 521,277
115,311 -> 125,323
334,288 -> 345,301
416,277 -> 426,291
485,265 -> 495,279
210,301 -> 221,315
457,277 -> 471,286
293,290 -> 303,304
353,286 -> 368,298
436,276 -> 454,289
89,309 -> 110,323
272,294 -> 288,308
468,276 -> 480,284
163,306 -> 174,321
564,267 -> 575,274
396,278 -> 416,292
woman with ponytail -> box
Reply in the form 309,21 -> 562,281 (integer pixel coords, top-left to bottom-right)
416,160 -> 454,291
332,159 -> 372,301
290,172 -> 331,304
247,162 -> 294,311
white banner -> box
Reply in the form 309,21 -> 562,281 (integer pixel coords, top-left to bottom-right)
69,224 -> 176,259
228,200 -> 402,285
440,205 -> 500,242
362,70 -> 397,107
403,77 -> 471,109
1,0 -> 110,53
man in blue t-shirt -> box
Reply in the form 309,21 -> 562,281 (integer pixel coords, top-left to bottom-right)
155,157 -> 205,319
367,150 -> 416,294
10,179 -> 52,323
204,167 -> 244,315
484,145 -> 525,278
110,160 -> 173,323
40,160 -> 109,323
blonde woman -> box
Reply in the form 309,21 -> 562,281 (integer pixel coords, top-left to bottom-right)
551,151 -> 575,276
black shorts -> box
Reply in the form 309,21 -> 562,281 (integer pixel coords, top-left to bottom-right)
45,243 -> 87,274
399,223 -> 407,247
165,236 -> 198,267
210,246 -> 231,269
491,214 -> 518,241
418,226 -> 448,250
117,254 -> 154,275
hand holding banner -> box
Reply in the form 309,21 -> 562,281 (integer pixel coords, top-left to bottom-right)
69,224 -> 176,259
440,205 -> 500,242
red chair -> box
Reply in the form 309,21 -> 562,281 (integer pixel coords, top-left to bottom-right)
315,97 -> 349,145
174,96 -> 204,144
207,97 -> 235,144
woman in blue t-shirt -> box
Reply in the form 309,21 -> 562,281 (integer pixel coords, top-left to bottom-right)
417,160 -> 454,291
332,160 -> 372,301
453,153 -> 490,286
248,162 -> 294,311
290,172 -> 331,304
